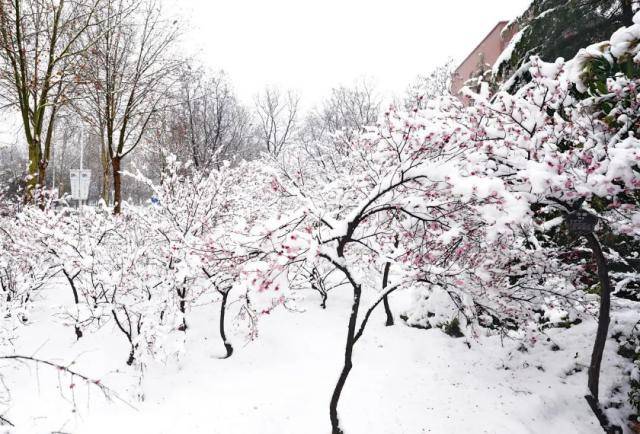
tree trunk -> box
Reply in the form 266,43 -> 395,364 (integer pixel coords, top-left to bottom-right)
102,169 -> 110,205
37,160 -> 48,210
177,286 -> 188,331
311,270 -> 328,309
62,269 -> 83,340
37,163 -> 47,192
584,233 -> 621,434
126,346 -> 135,366
381,236 -> 398,326
329,283 -> 361,434
320,290 -> 328,309
585,233 -> 612,401
100,143 -> 111,204
382,295 -> 393,327
24,141 -> 40,204
112,157 -> 122,214
622,0 -> 634,27
219,289 -> 233,358
381,261 -> 393,326
112,309 -> 137,366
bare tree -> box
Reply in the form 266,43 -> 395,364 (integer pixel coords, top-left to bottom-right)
79,0 -> 179,213
314,79 -> 380,141
0,0 -> 105,203
254,86 -> 299,157
298,79 -> 381,166
404,59 -> 455,109
158,64 -> 251,169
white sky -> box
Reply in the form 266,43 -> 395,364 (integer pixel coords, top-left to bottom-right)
166,0 -> 532,108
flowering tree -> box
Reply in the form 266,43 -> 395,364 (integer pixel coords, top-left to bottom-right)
251,96 -> 535,433
454,13 -> 640,427
125,155 -> 295,358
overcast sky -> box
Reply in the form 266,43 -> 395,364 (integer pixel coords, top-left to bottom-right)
166,0 -> 532,107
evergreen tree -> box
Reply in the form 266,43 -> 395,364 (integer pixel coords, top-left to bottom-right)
496,0 -> 637,87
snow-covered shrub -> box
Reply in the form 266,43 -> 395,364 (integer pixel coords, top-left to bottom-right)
0,206 -> 60,349
401,285 -> 455,330
617,328 -> 640,418
124,156 -> 296,356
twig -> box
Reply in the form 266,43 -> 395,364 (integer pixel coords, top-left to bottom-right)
0,354 -> 137,410
353,284 -> 401,343
0,414 -> 14,427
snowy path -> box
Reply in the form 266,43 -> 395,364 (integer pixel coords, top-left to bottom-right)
5,289 -> 614,433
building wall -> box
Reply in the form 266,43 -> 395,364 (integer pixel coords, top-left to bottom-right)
451,21 -> 518,97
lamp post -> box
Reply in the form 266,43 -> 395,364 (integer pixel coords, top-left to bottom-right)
566,210 -> 621,434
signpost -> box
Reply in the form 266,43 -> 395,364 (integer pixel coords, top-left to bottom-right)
69,169 -> 91,203
69,136 -> 91,206
566,210 -> 598,235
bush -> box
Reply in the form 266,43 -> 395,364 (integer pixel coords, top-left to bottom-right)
443,318 -> 464,338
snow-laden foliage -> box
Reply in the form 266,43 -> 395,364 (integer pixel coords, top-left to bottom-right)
0,158 -> 294,369
126,157 -> 297,339
462,23 -> 640,299
0,11 -> 639,433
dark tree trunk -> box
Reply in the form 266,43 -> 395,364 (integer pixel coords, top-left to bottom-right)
126,346 -> 135,366
381,236 -> 398,326
38,163 -> 46,191
585,233 -> 611,401
312,281 -> 328,309
62,269 -> 83,340
37,159 -> 48,210
219,289 -> 233,358
177,287 -> 188,331
112,157 -> 122,214
329,360 -> 352,434
622,0 -> 634,27
382,262 -> 393,326
329,284 -> 361,434
112,309 -> 137,366
382,295 -> 393,326
310,267 -> 328,309
584,233 -> 621,434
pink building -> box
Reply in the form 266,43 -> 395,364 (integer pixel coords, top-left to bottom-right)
451,21 -> 518,98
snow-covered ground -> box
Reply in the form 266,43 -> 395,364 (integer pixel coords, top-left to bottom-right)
2,285 -> 633,433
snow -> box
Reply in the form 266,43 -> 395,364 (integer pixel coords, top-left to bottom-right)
2,11 -> 640,434
610,21 -> 640,60
2,283 -> 632,433
493,27 -> 525,76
